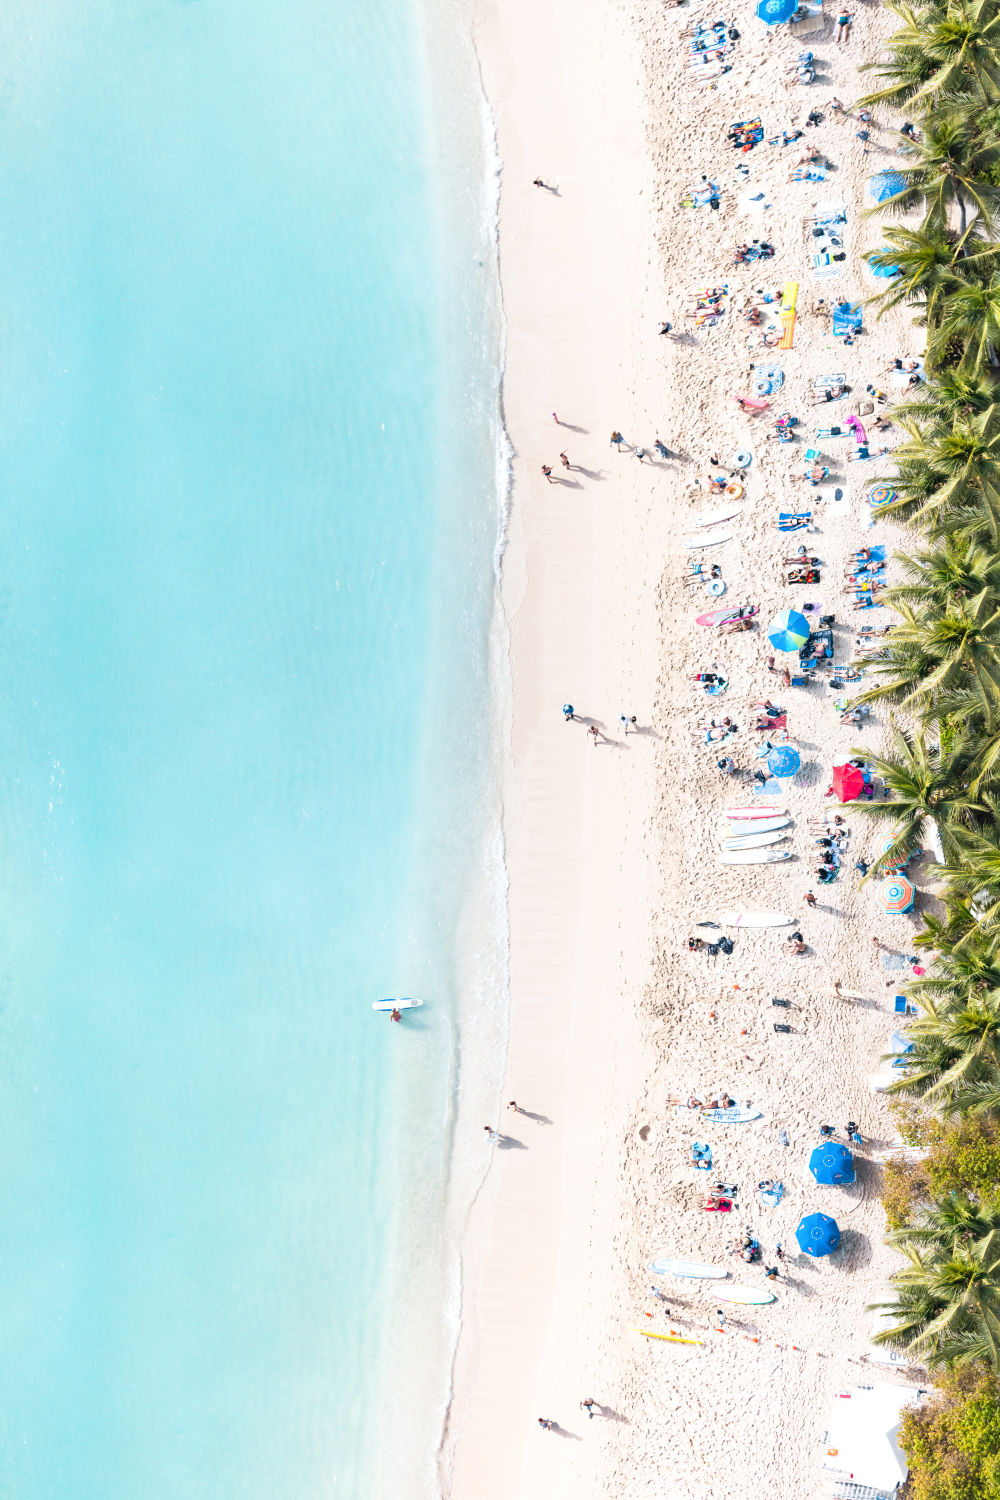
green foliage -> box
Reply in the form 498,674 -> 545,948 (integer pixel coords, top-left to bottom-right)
900,1367 -> 1000,1500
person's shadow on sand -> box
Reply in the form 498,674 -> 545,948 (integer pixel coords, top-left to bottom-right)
497,1135 -> 528,1151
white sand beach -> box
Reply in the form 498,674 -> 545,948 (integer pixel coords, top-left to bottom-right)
446,1 -> 922,1495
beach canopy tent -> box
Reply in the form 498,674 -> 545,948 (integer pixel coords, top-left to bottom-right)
809,1143 -> 855,1185
868,170 -> 906,203
796,1211 -> 840,1256
767,745 -> 801,778
757,0 -> 798,20
819,1383 -> 922,1497
832,763 -> 866,801
767,608 -> 810,651
877,875 -> 915,914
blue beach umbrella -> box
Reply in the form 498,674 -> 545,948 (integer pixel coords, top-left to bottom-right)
809,1144 -> 856,1186
767,608 -> 810,652
868,170 -> 906,203
868,249 -> 901,278
757,0 -> 798,22
795,1211 -> 841,1257
766,744 -> 801,778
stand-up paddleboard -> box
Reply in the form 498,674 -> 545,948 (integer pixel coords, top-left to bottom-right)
718,849 -> 792,865
714,1286 -> 776,1306
699,1105 -> 762,1123
695,503 -> 744,528
649,1258 -> 728,1279
725,807 -> 787,820
823,987 -> 870,999
695,605 -> 758,627
632,1328 -> 706,1345
685,529 -> 732,548
721,830 -> 787,851
372,997 -> 424,1012
717,911 -> 794,927
721,815 -> 790,835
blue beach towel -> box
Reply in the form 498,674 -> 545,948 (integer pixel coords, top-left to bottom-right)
759,1181 -> 784,1207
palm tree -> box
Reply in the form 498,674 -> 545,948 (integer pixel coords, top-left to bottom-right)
887,535 -> 1000,612
858,0 -> 1000,111
866,225 -> 1000,325
843,728 -> 988,869
901,993 -> 1000,1101
887,408 -> 1000,540
931,826 -> 1000,924
893,1189 -> 1000,1251
928,271 -> 1000,370
855,597 -> 1000,718
899,367 -> 1000,427
871,110 -> 1000,237
871,1238 -> 1000,1369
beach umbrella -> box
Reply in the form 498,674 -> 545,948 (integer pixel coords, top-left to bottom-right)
878,875 -> 915,914
868,484 -> 896,508
868,170 -> 906,203
767,608 -> 810,652
795,1211 -> 841,1256
832,763 -> 866,801
757,0 -> 798,21
809,1144 -> 856,1186
767,745 -> 800,778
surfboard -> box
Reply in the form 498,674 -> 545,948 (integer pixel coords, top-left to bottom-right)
714,1286 -> 776,1306
685,530 -> 732,548
695,606 -> 756,627
649,1258 -> 728,1279
724,807 -> 788,820
721,830 -> 787,850
699,1105 -> 762,1123
722,816 -> 790,835
372,997 -> 424,1012
695,503 -> 744,528
632,1328 -> 706,1345
717,911 -> 794,927
823,987 -> 869,1000
718,849 -> 792,865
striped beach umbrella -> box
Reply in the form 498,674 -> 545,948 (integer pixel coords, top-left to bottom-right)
766,608 -> 810,652
868,484 -> 896,508
877,875 -> 915,914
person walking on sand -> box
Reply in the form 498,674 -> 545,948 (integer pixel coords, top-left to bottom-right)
654,438 -> 670,458
563,703 -> 576,721
537,1418 -> 556,1431
610,430 -> 624,449
804,891 -> 817,908
580,1399 -> 598,1419
716,1308 -> 726,1328
484,1125 -> 500,1142
551,411 -> 559,423
836,10 -> 853,41
507,1100 -> 524,1114
588,725 -> 601,747
620,714 -> 637,735
541,464 -> 554,482
635,446 -> 648,462
559,451 -> 571,470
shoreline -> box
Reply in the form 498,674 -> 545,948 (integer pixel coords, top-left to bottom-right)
442,0 -> 665,1491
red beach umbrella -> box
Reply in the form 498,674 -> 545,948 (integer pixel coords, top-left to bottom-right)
832,763 -> 866,801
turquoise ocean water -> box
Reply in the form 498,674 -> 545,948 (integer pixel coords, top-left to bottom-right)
0,3 -> 505,1496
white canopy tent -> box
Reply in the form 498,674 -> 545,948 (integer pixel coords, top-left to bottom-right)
820,1384 -> 923,1498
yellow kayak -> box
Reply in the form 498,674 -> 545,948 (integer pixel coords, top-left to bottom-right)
631,1327 -> 705,1346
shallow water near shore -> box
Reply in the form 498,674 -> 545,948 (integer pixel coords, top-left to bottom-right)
0,2 -> 504,1495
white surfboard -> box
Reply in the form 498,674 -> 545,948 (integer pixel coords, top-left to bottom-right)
695,503 -> 744,528
725,807 -> 788,820
684,529 -> 732,548
372,997 -> 424,1012
718,849 -> 792,865
721,816 -> 790,835
714,1286 -> 776,1306
717,911 -> 794,927
649,1259 -> 729,1279
721,830 -> 786,850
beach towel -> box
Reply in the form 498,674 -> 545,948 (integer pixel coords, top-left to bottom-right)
754,715 -> 787,731
882,954 -> 906,971
815,372 -> 847,388
812,253 -> 840,280
733,394 -> 770,411
759,1182 -> 784,1208
833,303 -> 863,336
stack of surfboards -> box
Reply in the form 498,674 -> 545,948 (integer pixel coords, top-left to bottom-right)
684,500 -> 743,549
718,807 -> 792,863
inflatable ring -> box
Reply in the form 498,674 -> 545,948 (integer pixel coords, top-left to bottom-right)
725,482 -> 744,498
732,450 -> 752,470
706,578 -> 727,596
